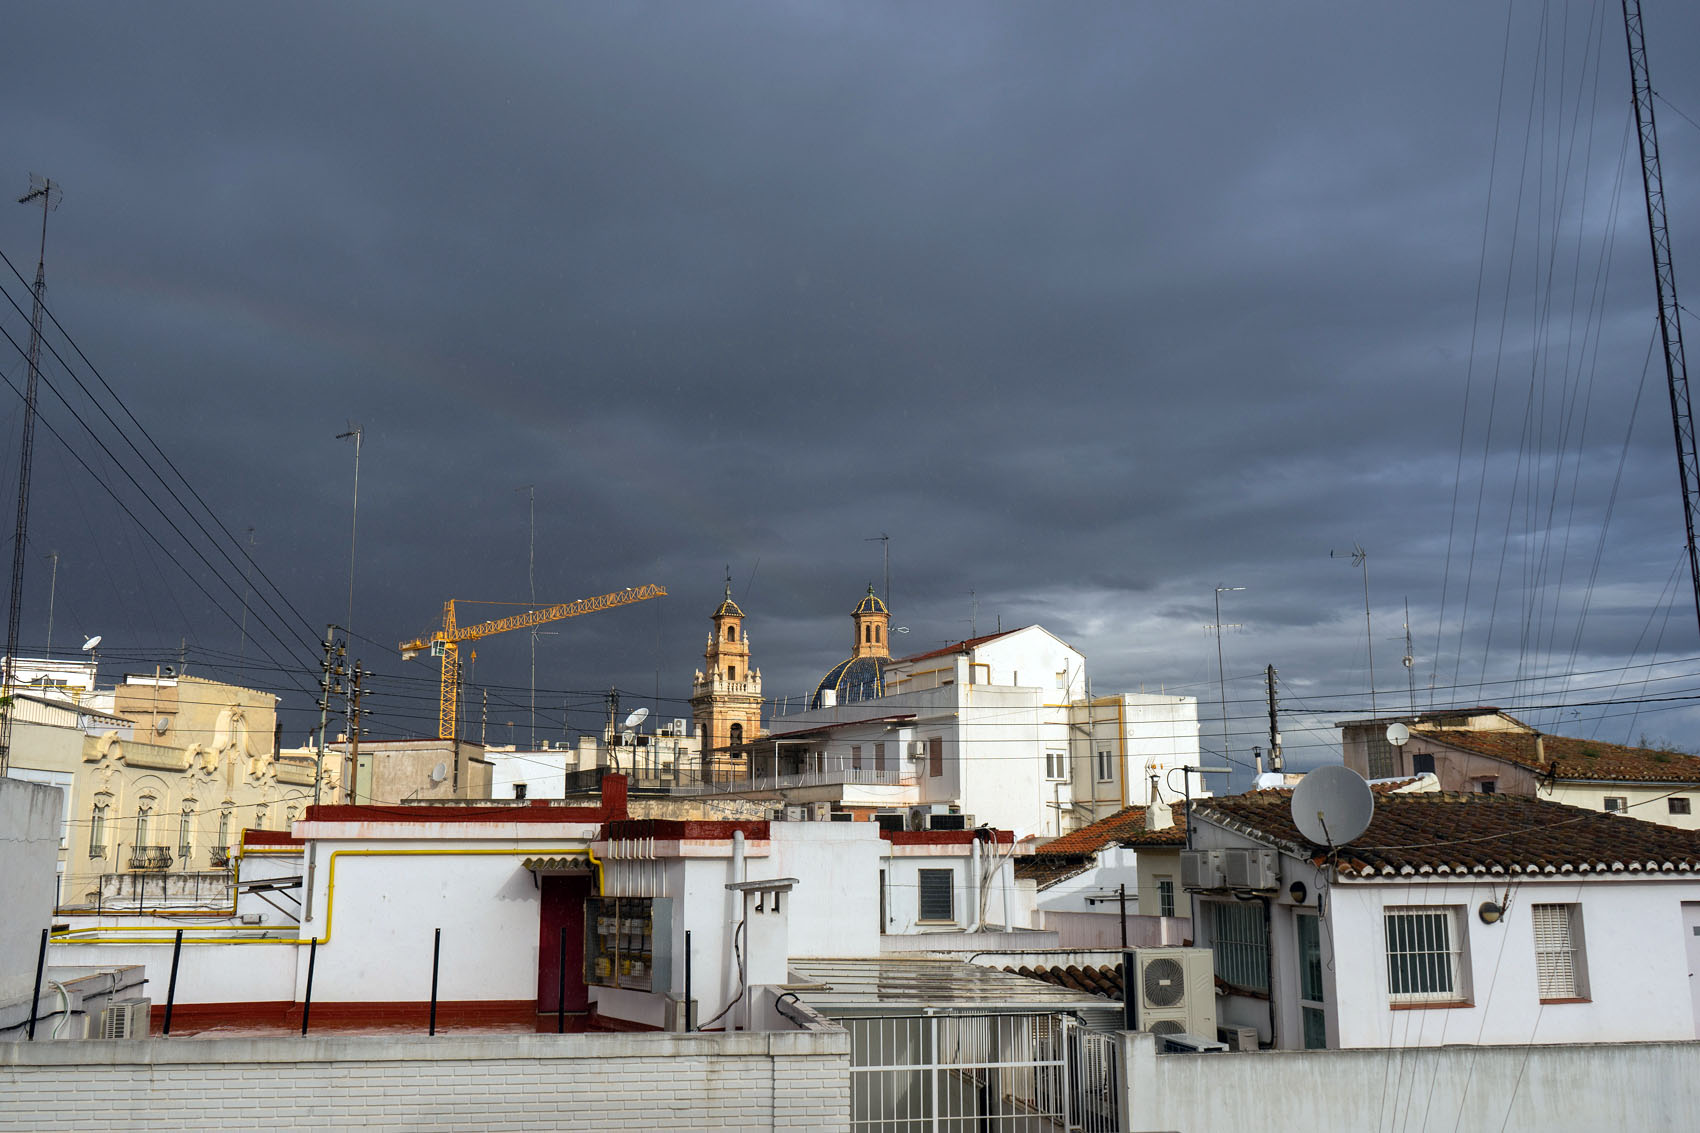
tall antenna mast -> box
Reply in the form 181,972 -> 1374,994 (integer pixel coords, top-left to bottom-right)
519,484 -> 536,749
1332,545 -> 1376,714
1209,586 -> 1245,765
1622,0 -> 1700,635
1,175 -> 59,777
865,534 -> 890,611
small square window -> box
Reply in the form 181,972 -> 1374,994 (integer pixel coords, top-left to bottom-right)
1384,906 -> 1468,1005
513,783 -> 528,800
1670,797 -> 1691,815
1476,779 -> 1496,794
1604,796 -> 1628,813
1044,751 -> 1066,781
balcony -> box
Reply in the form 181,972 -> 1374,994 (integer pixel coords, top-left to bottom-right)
210,846 -> 231,868
127,846 -> 174,871
671,764 -> 913,796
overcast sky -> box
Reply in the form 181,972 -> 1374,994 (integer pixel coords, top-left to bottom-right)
4,1 -> 1700,784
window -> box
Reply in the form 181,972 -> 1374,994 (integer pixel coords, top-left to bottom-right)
179,802 -> 194,859
851,745 -> 862,771
255,805 -> 268,830
1209,901 -> 1269,992
874,625 -> 880,643
1531,904 -> 1588,1000
726,625 -> 736,642
1055,671 -> 1066,690
1670,797 -> 1691,816
134,800 -> 155,849
1412,752 -> 1435,776
727,665 -> 736,681
927,737 -> 944,778
1365,734 -> 1395,779
285,805 -> 298,828
729,723 -> 743,747
1385,907 -> 1467,1004
1476,779 -> 1496,794
217,808 -> 230,849
1044,750 -> 1066,781
513,783 -> 528,799
918,869 -> 955,922
1156,877 -> 1176,918
1096,749 -> 1115,782
864,625 -> 871,644
1603,796 -> 1628,813
89,802 -> 108,859
874,742 -> 886,773
1297,912 -> 1327,1048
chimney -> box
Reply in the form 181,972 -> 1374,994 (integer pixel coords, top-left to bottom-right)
1534,733 -> 1546,765
1146,794 -> 1172,831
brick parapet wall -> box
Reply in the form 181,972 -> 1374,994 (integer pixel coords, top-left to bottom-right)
0,1030 -> 850,1132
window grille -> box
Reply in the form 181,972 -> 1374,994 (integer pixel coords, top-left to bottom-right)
1209,901 -> 1268,992
1603,796 -> 1628,813
1157,878 -> 1175,918
1532,904 -> 1586,999
1670,797 -> 1691,815
1365,734 -> 1395,778
1384,907 -> 1465,1003
918,869 -> 954,922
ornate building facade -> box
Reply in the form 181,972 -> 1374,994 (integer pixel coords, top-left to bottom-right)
690,579 -> 764,764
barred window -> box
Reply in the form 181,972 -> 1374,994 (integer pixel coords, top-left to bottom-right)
1385,906 -> 1467,1003
1670,797 -> 1691,816
918,869 -> 954,922
1531,904 -> 1587,1000
1156,878 -> 1176,918
1365,734 -> 1395,779
1209,901 -> 1269,992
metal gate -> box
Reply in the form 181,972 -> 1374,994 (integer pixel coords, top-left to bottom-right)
834,1012 -> 1121,1133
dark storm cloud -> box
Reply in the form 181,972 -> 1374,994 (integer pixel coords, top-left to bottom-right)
4,1 -> 1700,776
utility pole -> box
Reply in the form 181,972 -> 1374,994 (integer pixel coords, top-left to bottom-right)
1,175 -> 59,777
314,627 -> 344,806
1332,546 -> 1376,714
1401,598 -> 1416,717
1265,665 -> 1283,773
345,661 -> 365,804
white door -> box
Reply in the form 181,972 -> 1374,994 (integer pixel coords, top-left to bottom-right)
1684,903 -> 1700,1038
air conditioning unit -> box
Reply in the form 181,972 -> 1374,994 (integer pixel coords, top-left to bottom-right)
1160,1032 -> 1228,1053
1125,948 -> 1216,1039
1222,848 -> 1279,892
782,805 -> 807,823
99,998 -> 152,1040
670,718 -> 688,737
808,802 -> 834,822
829,811 -> 855,823
874,812 -> 907,834
907,740 -> 928,759
1218,1024 -> 1260,1052
924,813 -> 970,831
1180,850 -> 1226,891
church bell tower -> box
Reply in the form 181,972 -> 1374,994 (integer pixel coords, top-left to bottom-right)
690,573 -> 763,764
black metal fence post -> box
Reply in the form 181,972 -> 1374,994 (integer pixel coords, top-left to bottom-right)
162,929 -> 184,1035
301,937 -> 318,1035
428,927 -> 441,1035
26,928 -> 47,1040
684,930 -> 693,1032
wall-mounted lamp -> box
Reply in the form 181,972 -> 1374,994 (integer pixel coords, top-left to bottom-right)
1477,900 -> 1505,925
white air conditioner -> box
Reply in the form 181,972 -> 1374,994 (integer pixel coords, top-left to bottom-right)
1222,848 -> 1279,892
1218,1024 -> 1259,1052
907,740 -> 928,759
99,998 -> 152,1040
924,813 -> 970,831
1180,850 -> 1226,891
1126,948 -> 1216,1039
782,805 -> 807,823
670,718 -> 688,737
808,802 -> 833,822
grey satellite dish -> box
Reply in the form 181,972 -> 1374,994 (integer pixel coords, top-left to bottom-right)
623,707 -> 650,729
429,762 -> 448,783
1291,764 -> 1375,848
1386,722 -> 1411,747
81,635 -> 102,652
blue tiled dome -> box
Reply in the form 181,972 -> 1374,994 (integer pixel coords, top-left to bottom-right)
854,590 -> 888,616
810,655 -> 889,708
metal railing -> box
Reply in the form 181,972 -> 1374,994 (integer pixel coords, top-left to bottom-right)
672,764 -> 913,796
127,846 -> 174,871
832,1011 -> 1118,1132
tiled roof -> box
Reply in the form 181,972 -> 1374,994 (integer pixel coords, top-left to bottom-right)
1007,963 -> 1123,1000
898,629 -> 1024,664
1014,855 -> 1093,887
1426,729 -> 1700,784
1194,789 -> 1700,879
1036,804 -> 1186,856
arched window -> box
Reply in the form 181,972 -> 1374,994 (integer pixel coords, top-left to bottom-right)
726,625 -> 737,642
864,625 -> 871,644
727,665 -> 736,681
729,723 -> 744,747
874,625 -> 881,644
90,801 -> 109,859
217,807 -> 231,850
135,799 -> 155,849
179,801 -> 195,858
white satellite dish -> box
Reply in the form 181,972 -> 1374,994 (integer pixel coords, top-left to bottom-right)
81,635 -> 102,652
1386,722 -> 1411,747
623,707 -> 650,729
429,762 -> 448,783
1290,764 -> 1375,848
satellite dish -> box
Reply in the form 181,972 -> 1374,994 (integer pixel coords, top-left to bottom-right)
1386,722 -> 1411,747
429,762 -> 448,783
1290,764 -> 1375,848
623,707 -> 650,729
81,635 -> 102,652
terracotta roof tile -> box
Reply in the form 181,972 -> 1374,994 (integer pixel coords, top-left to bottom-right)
1194,788 -> 1700,878
1014,855 -> 1093,887
1006,963 -> 1124,1000
1036,804 -> 1186,856
1427,730 -> 1700,784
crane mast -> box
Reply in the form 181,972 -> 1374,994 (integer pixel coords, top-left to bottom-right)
1623,0 -> 1700,634
400,584 -> 667,741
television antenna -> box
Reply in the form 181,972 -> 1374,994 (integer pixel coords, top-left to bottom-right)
1290,764 -> 1374,849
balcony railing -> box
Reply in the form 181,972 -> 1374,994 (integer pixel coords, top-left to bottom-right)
88,844 -> 107,860
209,846 -> 231,868
671,764 -> 913,795
128,846 -> 174,871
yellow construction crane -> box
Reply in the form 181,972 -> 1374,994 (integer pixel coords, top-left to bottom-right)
399,584 -> 667,741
